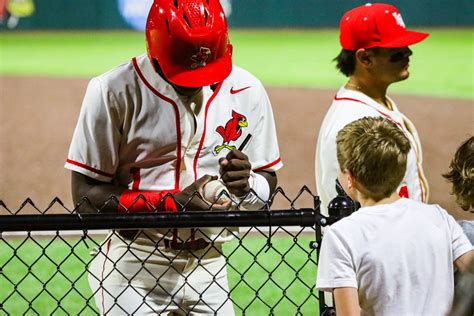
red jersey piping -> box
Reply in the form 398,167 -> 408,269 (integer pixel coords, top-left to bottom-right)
131,168 -> 141,191
333,96 -> 404,128
193,82 -> 223,181
132,57 -> 182,190
254,157 -> 282,172
100,238 -> 111,313
66,159 -> 113,178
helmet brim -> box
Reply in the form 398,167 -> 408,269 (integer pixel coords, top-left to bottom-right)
160,46 -> 233,88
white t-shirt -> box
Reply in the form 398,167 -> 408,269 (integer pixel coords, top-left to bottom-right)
315,87 -> 428,215
65,54 -> 283,242
316,198 -> 473,316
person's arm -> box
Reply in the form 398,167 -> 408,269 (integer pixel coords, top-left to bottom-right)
219,149 -> 277,195
219,149 -> 277,209
72,171 -> 228,214
455,250 -> 474,273
72,171 -> 125,213
334,287 -> 360,316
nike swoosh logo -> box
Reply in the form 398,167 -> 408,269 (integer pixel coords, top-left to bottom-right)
230,86 -> 251,94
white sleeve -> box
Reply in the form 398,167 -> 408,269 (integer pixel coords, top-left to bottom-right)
316,226 -> 358,292
246,82 -> 282,172
65,78 -> 122,182
441,209 -> 474,260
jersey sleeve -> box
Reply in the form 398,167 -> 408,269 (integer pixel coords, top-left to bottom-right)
316,226 -> 358,292
65,77 -> 122,182
440,207 -> 474,260
246,82 -> 283,172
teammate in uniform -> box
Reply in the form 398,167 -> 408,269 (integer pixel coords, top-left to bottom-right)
316,117 -> 473,315
65,0 -> 282,314
315,3 -> 429,215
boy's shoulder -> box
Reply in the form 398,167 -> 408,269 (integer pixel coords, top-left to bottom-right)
329,198 -> 449,234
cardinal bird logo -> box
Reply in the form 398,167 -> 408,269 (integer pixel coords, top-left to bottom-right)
214,110 -> 248,154
190,47 -> 211,69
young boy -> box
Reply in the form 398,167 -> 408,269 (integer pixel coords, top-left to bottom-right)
443,136 -> 474,316
316,117 -> 473,315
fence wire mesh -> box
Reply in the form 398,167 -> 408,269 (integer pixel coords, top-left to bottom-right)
0,187 -> 336,315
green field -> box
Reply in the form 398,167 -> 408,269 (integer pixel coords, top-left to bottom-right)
0,233 -> 319,315
0,28 -> 473,99
0,27 -> 472,315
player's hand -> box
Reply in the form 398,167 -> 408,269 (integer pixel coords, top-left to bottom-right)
219,150 -> 251,197
174,175 -> 230,211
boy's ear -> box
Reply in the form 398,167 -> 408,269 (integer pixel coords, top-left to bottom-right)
347,171 -> 356,190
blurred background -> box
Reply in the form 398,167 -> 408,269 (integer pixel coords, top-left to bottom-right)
0,0 -> 472,30
0,0 -> 473,220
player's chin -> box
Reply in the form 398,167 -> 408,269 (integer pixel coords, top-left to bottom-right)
394,71 -> 410,82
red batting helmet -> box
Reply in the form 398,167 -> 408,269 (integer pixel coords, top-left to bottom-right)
146,0 -> 233,87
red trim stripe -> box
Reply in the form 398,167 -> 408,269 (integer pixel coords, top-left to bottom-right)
254,157 -> 282,172
193,82 -> 223,181
132,57 -> 182,190
66,159 -> 113,178
333,96 -> 368,105
131,168 -> 141,191
100,238 -> 112,313
334,96 -> 403,128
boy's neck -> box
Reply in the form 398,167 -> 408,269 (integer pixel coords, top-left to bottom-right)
357,191 -> 401,207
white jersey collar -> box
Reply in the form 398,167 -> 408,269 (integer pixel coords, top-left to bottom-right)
336,86 -> 399,113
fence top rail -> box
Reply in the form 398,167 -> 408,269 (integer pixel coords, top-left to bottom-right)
0,209 -> 329,232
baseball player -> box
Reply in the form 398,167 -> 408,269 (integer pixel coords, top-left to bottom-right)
65,0 -> 282,314
316,116 -> 474,315
315,3 -> 429,215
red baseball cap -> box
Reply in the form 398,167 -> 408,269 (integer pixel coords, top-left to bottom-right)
339,3 -> 429,50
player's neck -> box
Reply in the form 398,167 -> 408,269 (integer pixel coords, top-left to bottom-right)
346,77 -> 392,110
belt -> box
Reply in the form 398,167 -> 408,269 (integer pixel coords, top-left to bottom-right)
117,230 -> 210,251
163,238 -> 210,251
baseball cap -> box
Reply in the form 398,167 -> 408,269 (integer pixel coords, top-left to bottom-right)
339,3 -> 429,50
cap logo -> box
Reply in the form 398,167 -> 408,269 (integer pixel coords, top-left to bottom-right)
392,12 -> 406,28
191,47 -> 211,69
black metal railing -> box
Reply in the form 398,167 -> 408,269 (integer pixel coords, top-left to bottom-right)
0,187 -> 340,315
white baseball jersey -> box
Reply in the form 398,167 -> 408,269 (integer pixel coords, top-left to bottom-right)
66,53 -> 283,239
66,54 -> 282,314
316,198 -> 473,315
315,87 -> 428,216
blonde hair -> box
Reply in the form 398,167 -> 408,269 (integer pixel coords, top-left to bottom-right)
443,136 -> 474,212
336,117 -> 411,201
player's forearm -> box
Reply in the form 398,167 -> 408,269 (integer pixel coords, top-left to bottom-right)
455,250 -> 474,273
237,171 -> 277,210
257,171 -> 277,196
71,171 -> 180,214
71,171 -> 125,213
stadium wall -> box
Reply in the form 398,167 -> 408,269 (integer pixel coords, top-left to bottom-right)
2,0 -> 472,30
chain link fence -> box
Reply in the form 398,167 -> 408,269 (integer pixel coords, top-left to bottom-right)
0,187 -> 339,315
